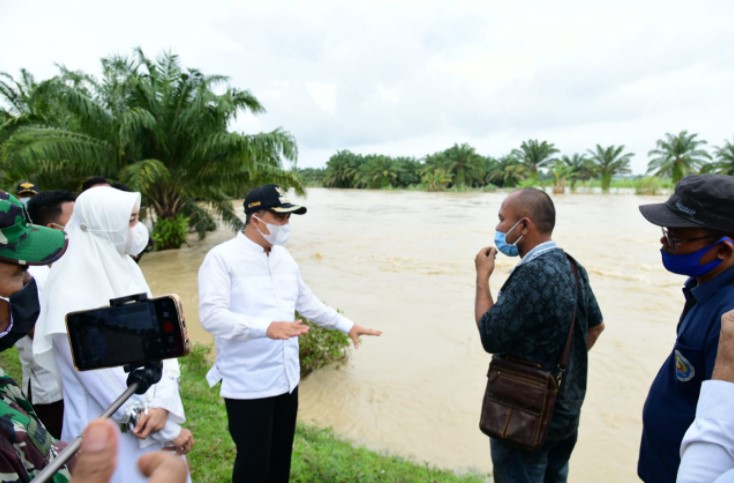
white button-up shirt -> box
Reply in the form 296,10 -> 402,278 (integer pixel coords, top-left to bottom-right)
198,231 -> 354,399
679,380 -> 734,482
15,265 -> 63,405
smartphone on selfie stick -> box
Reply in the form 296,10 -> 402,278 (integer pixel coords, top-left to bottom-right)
31,293 -> 190,483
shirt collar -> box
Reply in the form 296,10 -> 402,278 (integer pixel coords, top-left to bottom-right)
237,230 -> 269,254
517,240 -> 558,267
687,264 -> 734,304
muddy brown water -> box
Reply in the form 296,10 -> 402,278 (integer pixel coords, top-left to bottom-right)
140,188 -> 680,482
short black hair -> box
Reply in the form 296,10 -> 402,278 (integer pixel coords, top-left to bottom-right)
516,188 -> 556,234
81,176 -> 109,192
110,181 -> 132,192
27,190 -> 76,226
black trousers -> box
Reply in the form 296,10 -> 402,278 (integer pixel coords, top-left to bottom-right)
28,383 -> 64,440
225,387 -> 299,483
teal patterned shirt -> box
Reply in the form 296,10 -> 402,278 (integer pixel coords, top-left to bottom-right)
479,248 -> 603,441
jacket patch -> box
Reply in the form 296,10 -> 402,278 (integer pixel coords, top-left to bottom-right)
675,349 -> 695,382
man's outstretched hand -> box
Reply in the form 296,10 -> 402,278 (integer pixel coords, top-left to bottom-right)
348,324 -> 382,349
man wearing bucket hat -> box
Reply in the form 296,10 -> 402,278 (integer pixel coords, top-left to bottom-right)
198,184 -> 382,482
0,191 -> 187,482
637,174 -> 734,482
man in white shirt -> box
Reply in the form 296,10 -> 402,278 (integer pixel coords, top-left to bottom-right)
15,189 -> 75,438
678,309 -> 734,482
198,184 -> 381,482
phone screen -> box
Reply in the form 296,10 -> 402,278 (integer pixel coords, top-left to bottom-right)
66,296 -> 188,371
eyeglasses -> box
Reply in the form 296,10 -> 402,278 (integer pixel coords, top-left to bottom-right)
661,228 -> 719,250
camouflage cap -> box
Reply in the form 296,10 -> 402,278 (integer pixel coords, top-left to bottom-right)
0,191 -> 68,266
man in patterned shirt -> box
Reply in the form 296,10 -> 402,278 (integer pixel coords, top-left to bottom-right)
474,188 -> 605,483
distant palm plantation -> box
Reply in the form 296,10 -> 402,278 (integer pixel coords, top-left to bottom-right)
299,131 -> 732,195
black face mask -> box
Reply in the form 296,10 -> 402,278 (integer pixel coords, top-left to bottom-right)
0,277 -> 40,352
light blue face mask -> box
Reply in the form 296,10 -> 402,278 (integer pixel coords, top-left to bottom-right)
494,219 -> 525,257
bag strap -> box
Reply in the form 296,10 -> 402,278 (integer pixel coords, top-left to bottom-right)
555,254 -> 580,386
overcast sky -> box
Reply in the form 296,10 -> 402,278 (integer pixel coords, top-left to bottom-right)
2,0 -> 733,174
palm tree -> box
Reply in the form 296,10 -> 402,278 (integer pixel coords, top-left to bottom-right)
512,139 -> 559,185
701,136 -> 734,175
551,160 -> 572,194
560,153 -> 593,193
486,154 -> 527,188
421,167 -> 452,191
0,69 -> 87,188
2,49 -> 300,247
393,156 -> 422,187
323,150 -> 362,188
587,144 -> 633,193
356,155 -> 397,189
646,130 -> 711,183
439,143 -> 486,187
423,143 -> 486,188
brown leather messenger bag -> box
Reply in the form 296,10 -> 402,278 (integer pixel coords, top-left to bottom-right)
479,254 -> 579,451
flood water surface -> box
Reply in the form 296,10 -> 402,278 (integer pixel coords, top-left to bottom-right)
141,188 -> 682,482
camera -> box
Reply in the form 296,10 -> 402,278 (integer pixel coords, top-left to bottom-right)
65,293 -> 190,371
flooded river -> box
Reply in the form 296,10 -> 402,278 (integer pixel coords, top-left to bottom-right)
140,187 -> 682,482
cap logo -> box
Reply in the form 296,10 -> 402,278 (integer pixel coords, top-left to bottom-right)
275,187 -> 291,205
675,201 -> 696,216
248,201 -> 262,209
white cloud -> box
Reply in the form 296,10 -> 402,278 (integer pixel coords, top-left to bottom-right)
2,0 -> 734,173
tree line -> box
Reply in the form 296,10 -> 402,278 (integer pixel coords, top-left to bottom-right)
3,48 -> 733,248
296,133 -> 734,193
0,48 -> 302,249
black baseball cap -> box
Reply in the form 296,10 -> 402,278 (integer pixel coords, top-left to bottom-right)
639,174 -> 734,233
16,181 -> 39,197
244,184 -> 307,216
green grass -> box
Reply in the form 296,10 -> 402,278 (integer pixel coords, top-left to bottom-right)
0,344 -> 487,482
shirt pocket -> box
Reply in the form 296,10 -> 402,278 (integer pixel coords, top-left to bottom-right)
673,341 -> 704,389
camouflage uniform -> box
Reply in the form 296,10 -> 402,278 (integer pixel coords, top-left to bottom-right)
0,368 -> 70,482
0,190 -> 71,482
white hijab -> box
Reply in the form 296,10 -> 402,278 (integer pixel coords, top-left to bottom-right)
34,186 -> 148,358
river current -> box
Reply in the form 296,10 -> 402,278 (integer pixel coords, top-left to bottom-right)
140,187 -> 682,482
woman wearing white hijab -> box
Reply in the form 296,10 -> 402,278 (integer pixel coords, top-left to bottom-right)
33,186 -> 193,483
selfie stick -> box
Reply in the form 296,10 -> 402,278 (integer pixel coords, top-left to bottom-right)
31,361 -> 163,483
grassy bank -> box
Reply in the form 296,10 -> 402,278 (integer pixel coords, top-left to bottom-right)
0,344 -> 487,482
